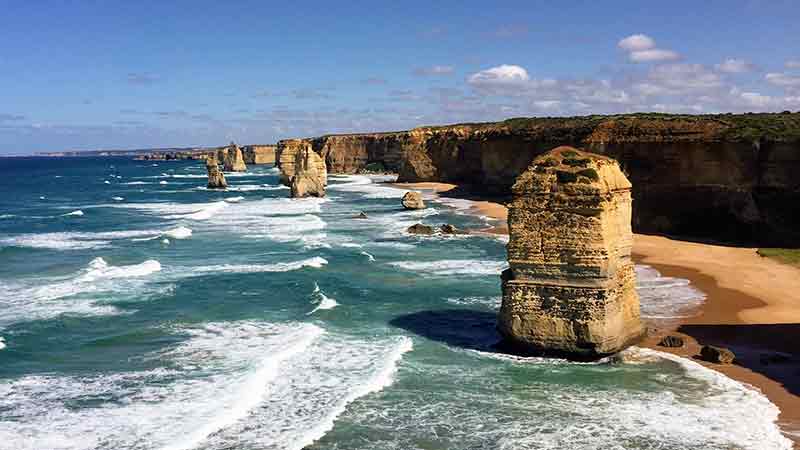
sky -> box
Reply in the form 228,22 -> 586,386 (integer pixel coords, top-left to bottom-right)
1,0 -> 799,154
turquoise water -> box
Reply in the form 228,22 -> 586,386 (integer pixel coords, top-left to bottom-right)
0,157 -> 790,450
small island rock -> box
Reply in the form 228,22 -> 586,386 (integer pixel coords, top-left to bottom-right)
407,223 -> 434,235
206,156 -> 227,189
402,192 -> 425,210
700,345 -> 735,364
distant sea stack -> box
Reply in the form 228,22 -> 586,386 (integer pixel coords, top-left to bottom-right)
279,141 -> 327,198
206,155 -> 228,189
221,142 -> 247,172
275,113 -> 800,246
497,146 -> 643,359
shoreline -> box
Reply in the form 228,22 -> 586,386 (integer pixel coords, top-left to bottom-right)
392,180 -> 800,446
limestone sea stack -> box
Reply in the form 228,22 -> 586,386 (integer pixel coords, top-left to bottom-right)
498,146 -> 643,359
289,145 -> 327,198
222,142 -> 247,172
401,191 -> 425,209
206,155 -> 227,189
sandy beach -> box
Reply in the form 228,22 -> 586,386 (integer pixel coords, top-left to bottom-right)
394,181 -> 800,446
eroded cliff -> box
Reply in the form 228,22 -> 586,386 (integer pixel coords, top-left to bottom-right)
277,113 -> 800,245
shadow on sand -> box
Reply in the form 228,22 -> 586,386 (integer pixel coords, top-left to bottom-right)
679,323 -> 800,397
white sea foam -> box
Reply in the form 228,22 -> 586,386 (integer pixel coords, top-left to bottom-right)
328,175 -> 405,198
171,201 -> 228,221
0,214 -> 15,219
0,257 -> 163,328
103,180 -> 111,185
388,259 -> 508,276
224,196 -> 244,203
308,283 -> 339,314
636,264 -> 706,319
360,251 -> 376,262
159,180 -> 168,185
163,226 -> 192,239
0,336 -> 5,350
112,196 -> 124,201
190,256 -> 328,274
122,181 -> 149,185
446,295 -> 502,309
0,227 -> 191,250
62,210 -> 84,217
0,321 -> 412,450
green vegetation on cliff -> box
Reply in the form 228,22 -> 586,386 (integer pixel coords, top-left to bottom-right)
757,248 -> 800,267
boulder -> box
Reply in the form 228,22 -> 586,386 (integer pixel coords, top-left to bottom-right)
222,142 -> 247,172
289,146 -> 327,198
401,191 -> 425,210
497,146 -> 644,358
700,345 -> 735,364
206,156 -> 227,189
407,223 -> 434,235
658,335 -> 685,348
354,212 -> 369,219
440,224 -> 459,234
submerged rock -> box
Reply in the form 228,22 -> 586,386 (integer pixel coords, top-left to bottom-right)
206,155 -> 228,189
700,345 -> 735,364
407,223 -> 434,235
401,191 -> 425,210
439,224 -> 462,234
289,145 -> 327,198
498,146 -> 644,359
658,335 -> 685,348
354,212 -> 369,219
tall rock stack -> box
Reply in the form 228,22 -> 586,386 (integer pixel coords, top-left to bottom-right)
222,142 -> 247,172
289,146 -> 327,198
276,139 -> 310,185
498,146 -> 643,358
206,155 -> 228,189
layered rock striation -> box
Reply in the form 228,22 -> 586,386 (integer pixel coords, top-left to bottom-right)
498,146 -> 644,358
281,141 -> 327,198
206,155 -> 227,189
242,145 -> 276,165
276,113 -> 800,246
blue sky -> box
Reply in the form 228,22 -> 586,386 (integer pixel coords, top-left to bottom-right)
1,0 -> 799,154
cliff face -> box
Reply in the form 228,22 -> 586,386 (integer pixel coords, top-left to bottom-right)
498,147 -> 643,358
242,145 -> 276,165
277,113 -> 800,246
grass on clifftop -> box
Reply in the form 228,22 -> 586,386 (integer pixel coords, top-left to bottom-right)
757,248 -> 800,267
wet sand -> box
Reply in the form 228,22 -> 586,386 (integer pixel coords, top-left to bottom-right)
394,181 -> 800,446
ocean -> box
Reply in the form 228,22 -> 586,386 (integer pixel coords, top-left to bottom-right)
0,157 -> 790,450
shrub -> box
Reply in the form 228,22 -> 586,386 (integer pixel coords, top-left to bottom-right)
577,168 -> 599,181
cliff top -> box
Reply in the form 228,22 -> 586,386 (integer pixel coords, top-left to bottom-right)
290,112 -> 800,144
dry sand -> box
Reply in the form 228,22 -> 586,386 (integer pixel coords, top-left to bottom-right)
394,181 -> 800,446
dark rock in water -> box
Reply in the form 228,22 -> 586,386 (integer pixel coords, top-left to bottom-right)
407,223 -> 434,235
440,224 -> 459,234
700,345 -> 735,364
658,335 -> 685,348
401,191 -> 425,210
759,352 -> 791,365
354,212 -> 368,219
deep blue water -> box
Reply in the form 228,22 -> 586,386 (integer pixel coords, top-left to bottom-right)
0,157 -> 790,450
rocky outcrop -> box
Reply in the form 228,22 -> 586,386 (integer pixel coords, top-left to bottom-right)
288,146 -> 327,198
401,192 -> 425,210
242,145 -> 276,165
498,146 -> 644,358
407,223 -> 434,235
700,345 -> 736,364
206,156 -> 227,189
221,142 -> 247,172
276,113 -> 800,246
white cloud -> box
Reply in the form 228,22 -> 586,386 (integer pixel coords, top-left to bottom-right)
715,58 -> 756,73
629,49 -> 681,63
618,34 -> 655,51
786,60 -> 800,69
766,72 -> 800,87
645,64 -> 723,92
618,34 -> 680,63
467,64 -> 531,91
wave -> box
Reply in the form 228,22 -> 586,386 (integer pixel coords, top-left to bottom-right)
163,226 -> 192,239
190,256 -> 328,274
388,259 -> 508,276
0,227 -> 191,250
360,251 -> 376,262
0,257 -> 163,328
173,201 -> 228,221
0,321 -> 412,450
0,336 -> 5,350
308,283 -> 339,315
328,175 -> 405,199
62,210 -> 84,217
636,264 -> 706,319
224,196 -> 244,203
446,295 -> 502,309
111,196 -> 124,201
